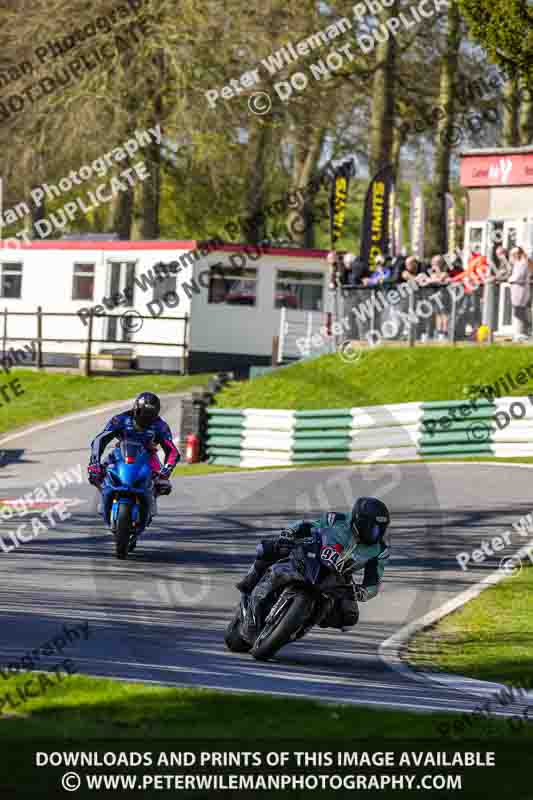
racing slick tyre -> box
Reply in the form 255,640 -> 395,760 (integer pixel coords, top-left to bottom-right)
115,503 -> 132,560
251,590 -> 314,661
224,605 -> 252,653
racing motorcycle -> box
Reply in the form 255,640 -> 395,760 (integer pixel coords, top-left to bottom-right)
225,528 -> 355,661
99,434 -> 159,559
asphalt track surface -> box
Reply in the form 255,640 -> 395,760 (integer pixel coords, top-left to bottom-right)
0,393 -> 532,721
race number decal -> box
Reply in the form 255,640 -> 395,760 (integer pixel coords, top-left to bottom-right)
320,544 -> 342,570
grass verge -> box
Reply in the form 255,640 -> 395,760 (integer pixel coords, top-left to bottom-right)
0,371 -> 212,435
215,345 -> 533,409
408,565 -> 533,685
0,672 -> 528,740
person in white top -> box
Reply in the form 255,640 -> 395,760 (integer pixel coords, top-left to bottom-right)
508,246 -> 531,342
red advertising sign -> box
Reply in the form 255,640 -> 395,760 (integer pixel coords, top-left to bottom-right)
460,152 -> 533,187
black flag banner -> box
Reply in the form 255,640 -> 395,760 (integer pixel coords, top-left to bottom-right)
388,186 -> 396,257
409,183 -> 425,260
359,164 -> 395,271
329,159 -> 356,247
444,193 -> 456,256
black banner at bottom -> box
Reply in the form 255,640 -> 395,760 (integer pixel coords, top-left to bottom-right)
3,738 -> 532,798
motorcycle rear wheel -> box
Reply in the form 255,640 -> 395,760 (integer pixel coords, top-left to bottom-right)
251,591 -> 313,661
115,503 -> 131,560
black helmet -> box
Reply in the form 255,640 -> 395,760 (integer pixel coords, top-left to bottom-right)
133,392 -> 160,429
350,497 -> 390,546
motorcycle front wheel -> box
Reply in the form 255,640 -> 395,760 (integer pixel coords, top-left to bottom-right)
251,590 -> 314,661
115,502 -> 132,560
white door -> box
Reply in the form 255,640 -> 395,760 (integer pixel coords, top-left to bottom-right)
496,282 -> 513,336
503,220 -> 523,252
105,261 -> 136,344
494,222 -> 522,337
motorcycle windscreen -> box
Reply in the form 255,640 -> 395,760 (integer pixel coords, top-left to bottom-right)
120,439 -> 145,464
116,437 -> 152,487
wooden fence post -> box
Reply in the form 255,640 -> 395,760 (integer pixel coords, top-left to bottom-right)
36,306 -> 43,369
2,307 -> 7,360
182,313 -> 189,375
84,312 -> 93,377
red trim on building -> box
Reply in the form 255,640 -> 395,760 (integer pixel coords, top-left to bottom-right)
0,239 -> 328,258
460,152 -> 533,187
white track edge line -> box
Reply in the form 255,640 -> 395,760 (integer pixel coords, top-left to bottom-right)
379,538 -> 533,701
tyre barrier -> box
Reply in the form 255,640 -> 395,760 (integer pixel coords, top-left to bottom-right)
206,397 -> 533,466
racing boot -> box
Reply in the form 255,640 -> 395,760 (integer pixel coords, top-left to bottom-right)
236,560 -> 266,596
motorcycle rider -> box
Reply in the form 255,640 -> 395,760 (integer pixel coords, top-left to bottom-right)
237,497 -> 390,645
87,392 -> 180,542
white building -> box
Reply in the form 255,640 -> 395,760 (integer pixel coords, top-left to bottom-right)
0,239 -> 329,374
461,146 -> 533,336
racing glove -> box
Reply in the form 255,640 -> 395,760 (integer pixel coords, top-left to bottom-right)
158,465 -> 173,480
87,463 -> 104,486
353,584 -> 370,603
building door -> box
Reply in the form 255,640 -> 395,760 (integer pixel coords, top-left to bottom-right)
105,261 -> 136,344
502,220 -> 523,251
493,221 -> 523,337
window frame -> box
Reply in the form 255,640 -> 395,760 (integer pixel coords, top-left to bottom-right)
207,263 -> 259,307
0,261 -> 23,299
71,261 -> 96,301
274,267 -> 325,312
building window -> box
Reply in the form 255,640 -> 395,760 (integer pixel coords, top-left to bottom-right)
153,274 -> 177,303
72,263 -> 95,300
1,263 -> 22,298
275,269 -> 324,311
208,264 -> 257,306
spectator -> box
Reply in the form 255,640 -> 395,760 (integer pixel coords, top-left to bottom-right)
390,254 -> 406,283
363,255 -> 392,286
449,254 -> 487,338
426,255 -> 451,341
326,250 -> 338,289
509,246 -> 531,342
342,253 -> 367,286
392,255 -> 420,339
400,255 -> 420,283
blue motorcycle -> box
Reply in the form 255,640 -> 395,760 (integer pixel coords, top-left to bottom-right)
100,434 -> 156,559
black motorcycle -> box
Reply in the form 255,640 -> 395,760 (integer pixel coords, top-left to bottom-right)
225,529 -> 356,661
